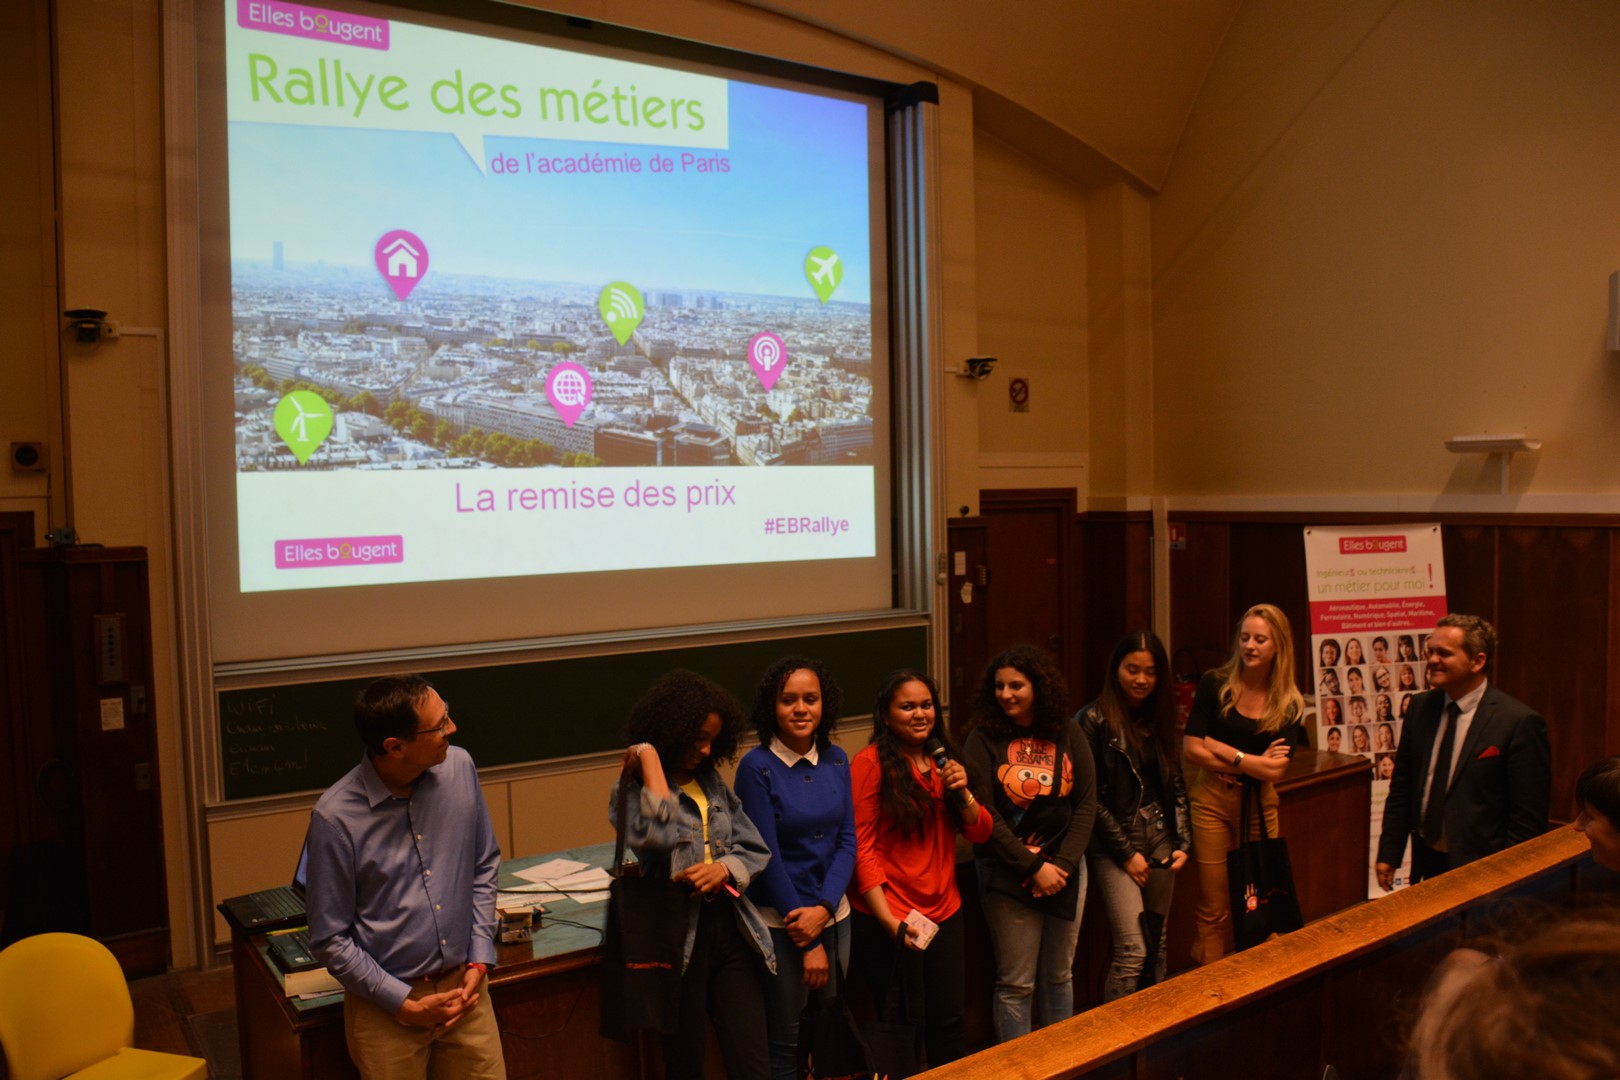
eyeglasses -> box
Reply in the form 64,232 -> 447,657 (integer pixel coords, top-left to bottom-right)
407,711 -> 453,740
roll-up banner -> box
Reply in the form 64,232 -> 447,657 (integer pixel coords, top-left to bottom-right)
1303,524 -> 1447,897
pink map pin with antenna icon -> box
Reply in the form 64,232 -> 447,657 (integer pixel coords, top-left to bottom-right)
374,229 -> 429,301
748,331 -> 788,391
546,362 -> 593,428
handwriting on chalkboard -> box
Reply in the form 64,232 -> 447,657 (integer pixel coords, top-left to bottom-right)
221,695 -> 331,781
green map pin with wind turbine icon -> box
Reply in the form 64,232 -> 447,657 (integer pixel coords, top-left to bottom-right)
274,390 -> 335,464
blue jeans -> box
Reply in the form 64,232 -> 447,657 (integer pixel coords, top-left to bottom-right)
761,918 -> 852,1080
976,862 -> 1087,1042
1087,801 -> 1176,1001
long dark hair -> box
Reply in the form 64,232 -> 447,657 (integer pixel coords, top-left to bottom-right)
970,644 -> 1069,739
869,669 -> 960,837
1097,630 -> 1179,770
749,655 -> 842,750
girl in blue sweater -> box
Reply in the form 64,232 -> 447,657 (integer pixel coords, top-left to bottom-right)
735,656 -> 857,1080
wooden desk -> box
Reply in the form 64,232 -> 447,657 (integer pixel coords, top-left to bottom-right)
227,843 -> 644,1080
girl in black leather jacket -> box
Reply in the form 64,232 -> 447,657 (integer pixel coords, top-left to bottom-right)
1077,631 -> 1191,1000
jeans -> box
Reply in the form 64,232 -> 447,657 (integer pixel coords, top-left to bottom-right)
976,862 -> 1087,1042
1087,801 -> 1176,1001
761,919 -> 852,1080
1188,770 -> 1278,965
848,909 -> 969,1069
661,897 -> 770,1080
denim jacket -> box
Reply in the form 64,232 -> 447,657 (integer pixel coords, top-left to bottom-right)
608,769 -> 778,975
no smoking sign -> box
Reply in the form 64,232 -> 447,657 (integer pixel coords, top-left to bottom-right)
1008,377 -> 1029,413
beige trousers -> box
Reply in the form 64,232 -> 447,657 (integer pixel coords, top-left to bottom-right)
343,968 -> 506,1080
1187,769 -> 1279,965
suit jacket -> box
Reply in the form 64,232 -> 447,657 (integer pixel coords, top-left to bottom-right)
1377,684 -> 1550,870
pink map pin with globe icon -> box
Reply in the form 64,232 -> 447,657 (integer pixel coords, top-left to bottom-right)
374,229 -> 429,301
545,362 -> 593,427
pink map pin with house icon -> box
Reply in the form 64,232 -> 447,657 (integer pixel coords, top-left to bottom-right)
374,229 -> 429,300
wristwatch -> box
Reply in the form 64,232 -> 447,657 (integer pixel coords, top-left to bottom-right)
1233,751 -> 1246,770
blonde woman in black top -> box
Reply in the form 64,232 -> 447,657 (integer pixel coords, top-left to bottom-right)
1181,604 -> 1305,964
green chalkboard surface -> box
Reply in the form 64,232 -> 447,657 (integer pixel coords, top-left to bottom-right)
218,624 -> 928,800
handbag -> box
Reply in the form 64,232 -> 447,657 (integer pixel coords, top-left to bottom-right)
1225,778 -> 1304,951
859,978 -> 922,1080
800,921 -> 876,1080
598,770 -> 690,1041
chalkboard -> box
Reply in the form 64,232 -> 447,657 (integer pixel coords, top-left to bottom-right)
218,624 -> 928,800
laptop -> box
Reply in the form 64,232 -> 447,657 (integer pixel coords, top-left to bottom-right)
219,834 -> 310,932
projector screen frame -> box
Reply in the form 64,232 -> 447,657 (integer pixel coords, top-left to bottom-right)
195,0 -> 927,666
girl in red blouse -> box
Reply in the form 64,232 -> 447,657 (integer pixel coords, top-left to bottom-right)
849,669 -> 992,1069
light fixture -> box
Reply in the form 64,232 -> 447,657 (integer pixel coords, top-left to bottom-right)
1444,434 -> 1541,494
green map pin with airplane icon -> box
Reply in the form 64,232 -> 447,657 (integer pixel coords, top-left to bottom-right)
274,390 -> 334,464
805,246 -> 843,304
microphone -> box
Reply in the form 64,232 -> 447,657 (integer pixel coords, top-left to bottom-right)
924,736 -> 972,811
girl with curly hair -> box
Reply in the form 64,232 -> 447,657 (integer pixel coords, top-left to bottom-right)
1181,603 -> 1306,964
848,669 -> 991,1069
733,657 -> 856,1080
611,669 -> 774,1080
962,645 -> 1096,1041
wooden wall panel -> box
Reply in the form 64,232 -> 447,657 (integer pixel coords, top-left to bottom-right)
1609,532 -> 1620,777
1496,526 -> 1608,821
979,489 -> 1074,672
945,517 -> 990,723
0,513 -> 35,915
1068,513 -> 1092,703
1169,520 -> 1230,671
1440,523 -> 1497,620
1067,512 -> 1153,707
1228,523 -> 1312,689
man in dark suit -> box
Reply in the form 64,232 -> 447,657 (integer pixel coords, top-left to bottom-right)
1376,614 -> 1550,890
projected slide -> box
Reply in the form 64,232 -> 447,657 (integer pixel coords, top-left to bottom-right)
223,1 -> 879,592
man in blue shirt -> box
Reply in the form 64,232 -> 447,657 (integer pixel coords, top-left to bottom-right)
308,675 -> 505,1078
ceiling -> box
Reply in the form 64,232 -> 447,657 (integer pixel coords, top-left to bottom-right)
739,0 -> 1245,190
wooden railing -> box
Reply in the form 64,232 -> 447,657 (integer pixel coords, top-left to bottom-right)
925,827 -> 1618,1079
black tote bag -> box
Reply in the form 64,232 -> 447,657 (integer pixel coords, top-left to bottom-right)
1225,779 -> 1304,951
800,921 -> 877,1080
599,772 -> 689,1041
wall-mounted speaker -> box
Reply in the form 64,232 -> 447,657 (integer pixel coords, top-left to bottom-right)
9,442 -> 47,473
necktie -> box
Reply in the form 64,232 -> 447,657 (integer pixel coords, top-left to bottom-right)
1422,701 -> 1461,849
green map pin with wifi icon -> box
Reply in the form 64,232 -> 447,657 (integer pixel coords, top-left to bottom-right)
805,246 -> 843,304
599,281 -> 645,345
274,390 -> 334,464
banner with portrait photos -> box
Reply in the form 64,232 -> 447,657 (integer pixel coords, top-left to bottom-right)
1303,524 -> 1447,899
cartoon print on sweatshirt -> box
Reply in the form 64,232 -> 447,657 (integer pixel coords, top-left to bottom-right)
997,736 -> 1073,808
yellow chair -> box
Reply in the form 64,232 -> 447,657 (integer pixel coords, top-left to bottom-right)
0,933 -> 207,1080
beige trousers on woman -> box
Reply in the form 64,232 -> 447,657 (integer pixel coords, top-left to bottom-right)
1187,769 -> 1279,965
